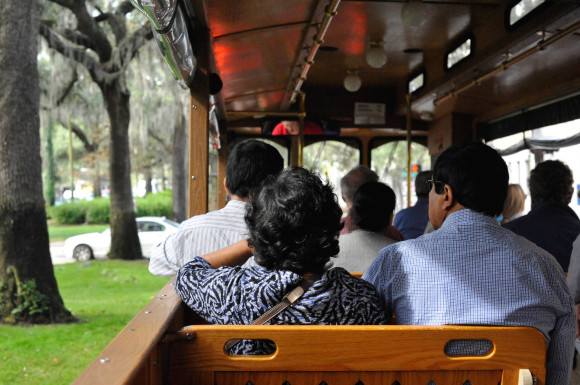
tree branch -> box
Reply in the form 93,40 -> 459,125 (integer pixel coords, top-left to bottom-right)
62,28 -> 95,51
91,5 -> 128,44
117,23 -> 154,68
55,67 -> 78,107
148,129 -> 172,154
49,0 -> 73,8
118,1 -> 136,15
39,21 -> 102,82
60,120 -> 97,153
105,13 -> 128,45
46,0 -> 112,63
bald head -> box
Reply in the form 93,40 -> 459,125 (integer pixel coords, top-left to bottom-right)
340,166 -> 379,207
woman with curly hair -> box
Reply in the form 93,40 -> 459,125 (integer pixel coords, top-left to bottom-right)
175,167 -> 387,354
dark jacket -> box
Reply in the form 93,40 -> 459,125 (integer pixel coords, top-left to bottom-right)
503,201 -> 580,271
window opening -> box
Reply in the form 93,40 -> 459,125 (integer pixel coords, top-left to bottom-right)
408,73 -> 425,94
446,38 -> 472,70
509,0 -> 545,26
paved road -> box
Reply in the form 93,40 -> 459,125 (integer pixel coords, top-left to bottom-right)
50,242 -> 75,265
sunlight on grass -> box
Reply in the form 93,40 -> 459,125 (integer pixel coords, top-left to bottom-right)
0,260 -> 169,385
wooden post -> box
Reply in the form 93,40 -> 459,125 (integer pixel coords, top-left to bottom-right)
297,93 -> 305,167
217,130 -> 227,210
189,27 -> 210,217
360,137 -> 370,167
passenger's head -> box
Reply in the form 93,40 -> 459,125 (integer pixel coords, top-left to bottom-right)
414,170 -> 432,198
430,142 -> 508,226
225,140 -> 284,199
352,181 -> 396,232
501,184 -> 526,223
529,160 -> 574,205
340,166 -> 379,207
245,167 -> 343,275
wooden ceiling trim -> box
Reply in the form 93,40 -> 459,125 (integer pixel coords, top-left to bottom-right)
224,88 -> 288,103
408,2 -> 580,118
213,20 -> 310,40
435,18 -> 580,106
281,0 -> 341,110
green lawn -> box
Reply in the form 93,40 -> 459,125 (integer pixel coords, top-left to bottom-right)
0,260 -> 170,385
47,220 -> 110,242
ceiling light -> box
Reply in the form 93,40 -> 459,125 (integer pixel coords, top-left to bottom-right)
343,71 -> 361,92
401,0 -> 427,27
366,42 -> 387,68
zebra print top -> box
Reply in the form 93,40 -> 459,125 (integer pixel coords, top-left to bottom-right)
175,257 -> 387,355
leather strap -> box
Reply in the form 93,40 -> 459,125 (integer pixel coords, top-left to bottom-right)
224,274 -> 319,352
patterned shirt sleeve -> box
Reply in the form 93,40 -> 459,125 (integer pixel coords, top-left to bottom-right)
175,257 -> 241,324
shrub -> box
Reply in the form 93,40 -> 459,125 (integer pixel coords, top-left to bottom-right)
49,192 -> 173,224
85,198 -> 110,224
49,202 -> 86,224
136,192 -> 172,218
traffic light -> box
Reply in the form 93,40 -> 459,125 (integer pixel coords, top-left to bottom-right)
411,164 -> 421,176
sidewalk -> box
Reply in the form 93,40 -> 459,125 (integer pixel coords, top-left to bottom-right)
50,242 -> 75,265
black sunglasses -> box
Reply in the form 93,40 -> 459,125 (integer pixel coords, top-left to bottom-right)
426,179 -> 445,194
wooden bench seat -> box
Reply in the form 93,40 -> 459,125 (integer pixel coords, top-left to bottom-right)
72,279 -> 547,385
166,324 -> 545,385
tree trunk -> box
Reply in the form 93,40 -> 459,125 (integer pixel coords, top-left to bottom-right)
145,167 -> 153,195
93,160 -> 101,198
0,0 -> 74,324
160,164 -> 166,191
44,116 -> 56,206
172,109 -> 187,222
100,80 -> 142,260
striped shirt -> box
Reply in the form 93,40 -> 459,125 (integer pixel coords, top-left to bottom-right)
148,200 -> 248,277
363,209 -> 575,385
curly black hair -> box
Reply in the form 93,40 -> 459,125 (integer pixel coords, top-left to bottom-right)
529,160 -> 574,204
245,167 -> 343,275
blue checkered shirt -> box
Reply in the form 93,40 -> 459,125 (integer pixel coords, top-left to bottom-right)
363,209 -> 575,385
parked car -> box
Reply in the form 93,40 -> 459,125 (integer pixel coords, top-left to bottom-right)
63,216 -> 180,261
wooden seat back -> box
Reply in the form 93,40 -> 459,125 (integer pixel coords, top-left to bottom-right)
71,279 -> 547,385
166,324 -> 546,385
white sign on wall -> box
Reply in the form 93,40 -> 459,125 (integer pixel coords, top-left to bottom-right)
354,102 -> 385,125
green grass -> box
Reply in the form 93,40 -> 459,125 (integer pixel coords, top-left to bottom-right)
0,260 -> 169,385
47,220 -> 109,242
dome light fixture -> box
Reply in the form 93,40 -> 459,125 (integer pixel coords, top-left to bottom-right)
401,0 -> 427,27
366,41 -> 387,69
343,71 -> 362,92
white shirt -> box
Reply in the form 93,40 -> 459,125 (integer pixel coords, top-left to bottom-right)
334,229 -> 396,273
148,200 -> 248,277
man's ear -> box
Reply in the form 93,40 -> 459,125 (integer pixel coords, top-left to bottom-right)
223,177 -> 231,198
442,184 -> 455,211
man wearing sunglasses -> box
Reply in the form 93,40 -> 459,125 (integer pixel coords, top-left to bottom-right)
363,141 -> 574,385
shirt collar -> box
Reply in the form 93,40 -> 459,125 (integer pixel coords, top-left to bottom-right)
440,208 -> 498,230
225,199 -> 247,212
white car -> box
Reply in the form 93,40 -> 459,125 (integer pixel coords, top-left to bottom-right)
63,216 -> 180,261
